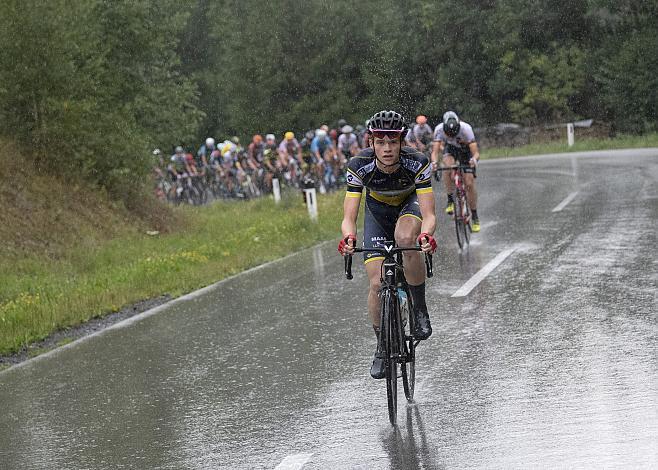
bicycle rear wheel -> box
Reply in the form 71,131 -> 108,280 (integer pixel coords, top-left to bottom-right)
382,289 -> 398,426
400,287 -> 415,401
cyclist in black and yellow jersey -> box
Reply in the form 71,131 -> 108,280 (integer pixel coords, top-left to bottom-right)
338,110 -> 437,379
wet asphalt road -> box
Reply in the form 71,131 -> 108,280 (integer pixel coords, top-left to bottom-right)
1,149 -> 657,469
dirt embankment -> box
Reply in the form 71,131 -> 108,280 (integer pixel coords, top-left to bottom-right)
0,138 -> 183,366
0,138 -> 177,260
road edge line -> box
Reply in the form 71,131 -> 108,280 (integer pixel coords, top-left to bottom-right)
0,240 -> 334,376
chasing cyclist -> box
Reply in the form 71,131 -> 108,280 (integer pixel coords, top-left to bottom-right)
431,111 -> 481,232
338,110 -> 437,379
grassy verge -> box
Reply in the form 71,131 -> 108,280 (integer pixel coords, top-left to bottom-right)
481,132 -> 658,159
0,191 -> 344,355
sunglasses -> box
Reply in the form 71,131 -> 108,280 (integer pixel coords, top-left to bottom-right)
371,129 -> 404,139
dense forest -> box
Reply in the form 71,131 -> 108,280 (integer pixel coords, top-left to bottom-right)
0,0 -> 655,199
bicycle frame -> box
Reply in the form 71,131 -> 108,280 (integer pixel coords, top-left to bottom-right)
439,165 -> 471,222
438,165 -> 472,249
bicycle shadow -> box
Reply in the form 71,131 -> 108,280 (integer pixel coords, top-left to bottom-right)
380,404 -> 445,470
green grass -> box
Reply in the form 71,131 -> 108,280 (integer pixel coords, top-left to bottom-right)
482,132 -> 658,159
0,191 -> 345,355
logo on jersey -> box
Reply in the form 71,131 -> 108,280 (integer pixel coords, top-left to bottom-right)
415,163 -> 432,183
401,157 -> 422,173
346,169 -> 363,187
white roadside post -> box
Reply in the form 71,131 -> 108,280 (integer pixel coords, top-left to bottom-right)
567,123 -> 575,147
272,178 -> 281,203
304,187 -> 318,221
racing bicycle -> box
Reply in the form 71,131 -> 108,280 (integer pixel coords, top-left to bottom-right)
438,165 -> 472,250
344,243 -> 433,425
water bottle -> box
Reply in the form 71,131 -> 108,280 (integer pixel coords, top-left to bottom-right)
397,287 -> 409,326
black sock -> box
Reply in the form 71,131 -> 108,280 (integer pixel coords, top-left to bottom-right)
447,194 -> 454,203
472,209 -> 478,220
408,283 -> 428,314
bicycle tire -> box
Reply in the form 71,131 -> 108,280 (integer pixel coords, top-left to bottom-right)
453,190 -> 464,249
461,192 -> 470,246
400,287 -> 415,401
462,213 -> 470,244
382,289 -> 398,426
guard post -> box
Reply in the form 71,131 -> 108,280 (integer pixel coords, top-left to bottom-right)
304,187 -> 318,221
272,178 -> 281,203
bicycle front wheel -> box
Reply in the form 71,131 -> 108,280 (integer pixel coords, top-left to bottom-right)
400,287 -> 415,401
382,289 -> 398,426
462,189 -> 471,244
453,190 -> 465,249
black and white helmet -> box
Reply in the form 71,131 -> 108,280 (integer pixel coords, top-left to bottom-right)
368,110 -> 408,133
442,111 -> 460,137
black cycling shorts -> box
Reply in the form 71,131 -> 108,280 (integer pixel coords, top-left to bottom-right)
443,144 -> 476,176
362,193 -> 422,263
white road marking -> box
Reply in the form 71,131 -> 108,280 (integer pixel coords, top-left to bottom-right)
551,191 -> 579,212
275,453 -> 313,469
452,247 -> 517,297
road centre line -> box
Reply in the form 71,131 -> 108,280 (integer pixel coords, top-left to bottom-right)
551,191 -> 579,212
451,247 -> 517,297
275,453 -> 314,469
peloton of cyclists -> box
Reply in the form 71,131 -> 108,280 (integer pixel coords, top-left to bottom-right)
338,110 -> 437,379
158,113 -> 465,204
431,111 -> 481,232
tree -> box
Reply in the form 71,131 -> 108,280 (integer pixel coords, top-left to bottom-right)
0,0 -> 202,200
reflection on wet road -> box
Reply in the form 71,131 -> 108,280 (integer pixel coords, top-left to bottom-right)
1,149 -> 657,469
